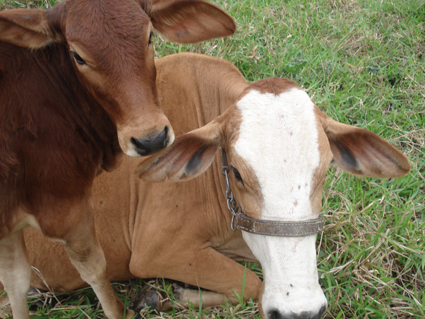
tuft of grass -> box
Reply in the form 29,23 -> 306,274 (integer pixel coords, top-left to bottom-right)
1,0 -> 424,318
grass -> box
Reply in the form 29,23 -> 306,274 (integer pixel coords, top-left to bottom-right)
1,0 -> 424,318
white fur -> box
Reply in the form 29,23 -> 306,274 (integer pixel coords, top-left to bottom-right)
235,88 -> 327,317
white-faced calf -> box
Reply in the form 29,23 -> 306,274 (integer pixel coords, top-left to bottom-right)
138,58 -> 410,319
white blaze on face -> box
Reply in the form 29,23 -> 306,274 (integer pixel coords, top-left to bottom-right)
234,88 -> 327,317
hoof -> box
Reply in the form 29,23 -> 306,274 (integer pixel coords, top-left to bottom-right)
131,285 -> 162,313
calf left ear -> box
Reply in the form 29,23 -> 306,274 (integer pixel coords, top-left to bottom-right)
146,0 -> 236,43
0,4 -> 63,48
320,113 -> 410,178
0,9 -> 50,48
136,122 -> 222,181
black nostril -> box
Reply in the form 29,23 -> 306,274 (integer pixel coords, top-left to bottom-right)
268,308 -> 326,319
131,126 -> 169,156
268,309 -> 283,319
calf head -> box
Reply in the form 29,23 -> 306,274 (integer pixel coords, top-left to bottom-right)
136,78 -> 410,318
0,0 -> 236,156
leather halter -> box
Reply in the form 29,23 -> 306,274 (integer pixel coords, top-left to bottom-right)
221,149 -> 324,237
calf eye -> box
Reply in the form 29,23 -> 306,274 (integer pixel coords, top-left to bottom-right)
232,166 -> 244,185
71,51 -> 87,65
148,31 -> 154,45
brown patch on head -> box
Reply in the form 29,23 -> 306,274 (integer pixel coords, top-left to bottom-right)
221,106 -> 263,220
240,78 -> 300,98
225,150 -> 263,220
310,104 -> 333,215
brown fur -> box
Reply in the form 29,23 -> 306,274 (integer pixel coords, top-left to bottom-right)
242,77 -> 299,96
23,54 -> 256,307
0,41 -> 117,237
12,53 -> 410,317
0,1 -> 236,317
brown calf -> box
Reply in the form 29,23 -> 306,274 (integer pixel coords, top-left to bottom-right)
18,53 -> 409,319
0,2 -> 235,318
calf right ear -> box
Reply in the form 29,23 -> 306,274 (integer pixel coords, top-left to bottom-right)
320,113 -> 410,178
146,0 -> 236,43
0,4 -> 63,48
136,122 -> 222,182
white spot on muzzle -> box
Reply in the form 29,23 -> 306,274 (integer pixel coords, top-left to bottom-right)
234,88 -> 327,316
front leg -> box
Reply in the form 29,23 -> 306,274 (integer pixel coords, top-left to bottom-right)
0,230 -> 31,319
130,247 -> 262,311
42,196 -> 135,319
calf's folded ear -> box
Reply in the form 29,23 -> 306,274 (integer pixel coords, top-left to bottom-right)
136,122 -> 222,182
146,0 -> 236,43
0,4 -> 63,48
321,115 -> 410,178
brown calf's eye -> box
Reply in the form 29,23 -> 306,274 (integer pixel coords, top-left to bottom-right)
71,51 -> 87,65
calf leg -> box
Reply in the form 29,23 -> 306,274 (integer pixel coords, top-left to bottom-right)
131,247 -> 262,311
0,230 -> 31,319
62,216 -> 134,319
133,282 -> 229,312
39,196 -> 134,319
173,284 -> 229,308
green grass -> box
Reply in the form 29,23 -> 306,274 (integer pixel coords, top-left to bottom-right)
1,0 -> 424,318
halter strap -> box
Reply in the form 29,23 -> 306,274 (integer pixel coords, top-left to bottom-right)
221,148 -> 324,237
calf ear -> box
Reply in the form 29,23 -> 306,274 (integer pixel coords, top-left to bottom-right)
136,122 -> 222,181
320,113 -> 410,178
0,4 -> 63,49
147,0 -> 236,43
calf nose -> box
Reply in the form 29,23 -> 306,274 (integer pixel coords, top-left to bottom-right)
268,306 -> 326,319
131,126 -> 169,156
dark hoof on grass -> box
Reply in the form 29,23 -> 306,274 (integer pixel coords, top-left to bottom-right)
131,285 -> 163,313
